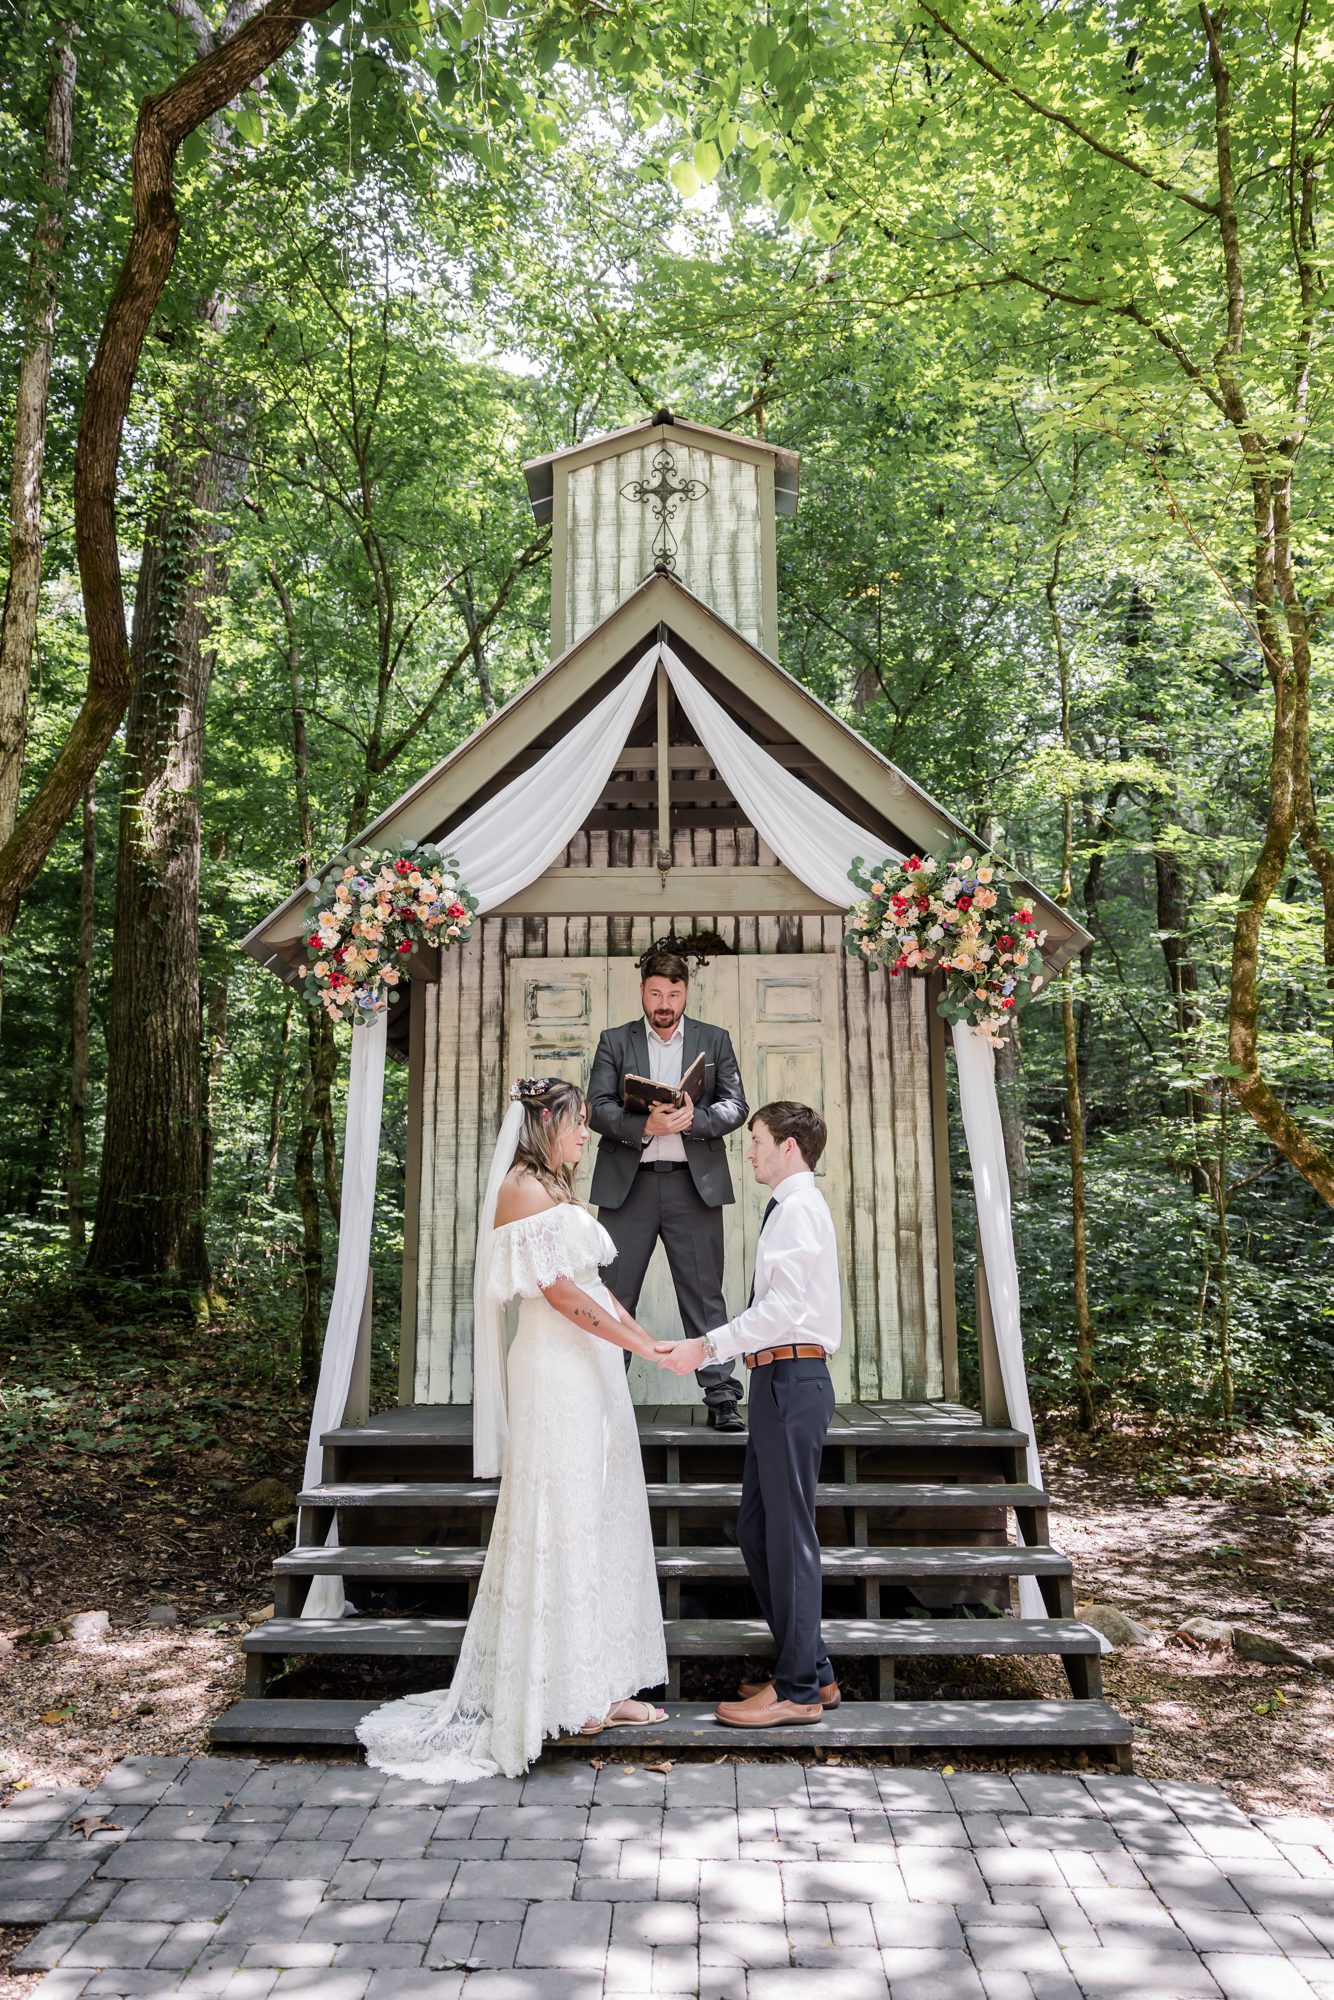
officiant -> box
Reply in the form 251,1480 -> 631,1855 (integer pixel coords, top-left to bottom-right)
588,949 -> 749,1429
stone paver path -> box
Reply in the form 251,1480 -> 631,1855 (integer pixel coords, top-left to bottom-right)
2,1757 -> 1333,1998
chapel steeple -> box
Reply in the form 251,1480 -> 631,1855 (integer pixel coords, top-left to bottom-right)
523,413 -> 799,662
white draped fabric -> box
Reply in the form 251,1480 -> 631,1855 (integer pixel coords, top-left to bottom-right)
299,1014 -> 387,1619
299,637 -> 1056,1631
950,1025 -> 1050,1626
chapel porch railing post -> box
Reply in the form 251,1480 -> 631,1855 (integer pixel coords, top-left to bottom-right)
344,1268 -> 373,1429
974,1228 -> 1011,1430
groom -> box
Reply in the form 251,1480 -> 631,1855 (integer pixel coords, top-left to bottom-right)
660,1101 -> 841,1725
588,950 -> 748,1429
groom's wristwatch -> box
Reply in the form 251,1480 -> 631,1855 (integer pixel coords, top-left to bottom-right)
700,1334 -> 720,1364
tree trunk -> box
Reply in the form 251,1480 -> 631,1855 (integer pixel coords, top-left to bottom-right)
87,401 -> 223,1291
1044,446 -> 1097,1427
262,995 -> 293,1202
66,776 -> 96,1250
0,0 -> 338,940
0,26 -> 76,853
200,966 -> 229,1200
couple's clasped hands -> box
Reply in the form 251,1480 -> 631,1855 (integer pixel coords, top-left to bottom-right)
647,1335 -> 707,1377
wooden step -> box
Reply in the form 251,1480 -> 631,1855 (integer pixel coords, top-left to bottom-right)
274,1543 -> 1072,1580
243,1613 -> 1102,1659
321,1406 -> 1030,1453
210,1695 -> 1133,1756
297,1480 -> 1047,1512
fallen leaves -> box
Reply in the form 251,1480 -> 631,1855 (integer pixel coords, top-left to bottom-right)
69,1814 -> 123,1839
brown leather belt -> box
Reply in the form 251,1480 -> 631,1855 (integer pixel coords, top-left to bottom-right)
744,1343 -> 827,1370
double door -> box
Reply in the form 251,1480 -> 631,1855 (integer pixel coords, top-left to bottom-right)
507,954 -> 852,1400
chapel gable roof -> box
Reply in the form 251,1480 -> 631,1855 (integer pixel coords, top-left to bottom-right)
240,568 -> 1089,973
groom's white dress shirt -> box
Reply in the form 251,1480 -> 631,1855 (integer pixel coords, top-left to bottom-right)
706,1169 -> 841,1364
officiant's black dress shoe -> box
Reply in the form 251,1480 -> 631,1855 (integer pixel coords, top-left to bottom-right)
708,1406 -> 746,1432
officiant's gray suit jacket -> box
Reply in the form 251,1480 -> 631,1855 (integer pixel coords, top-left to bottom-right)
587,1016 -> 748,1209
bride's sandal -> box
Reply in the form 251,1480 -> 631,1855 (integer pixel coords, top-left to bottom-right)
600,1697 -> 668,1729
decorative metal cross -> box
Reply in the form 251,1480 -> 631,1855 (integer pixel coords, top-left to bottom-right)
620,447 -> 709,572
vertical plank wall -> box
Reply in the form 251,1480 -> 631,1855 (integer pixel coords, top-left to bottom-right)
407,826 -> 953,1405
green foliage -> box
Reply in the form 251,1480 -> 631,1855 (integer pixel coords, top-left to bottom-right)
0,0 -> 1329,1438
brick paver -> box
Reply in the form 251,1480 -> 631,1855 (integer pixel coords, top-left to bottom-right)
4,1759 -> 1334,1997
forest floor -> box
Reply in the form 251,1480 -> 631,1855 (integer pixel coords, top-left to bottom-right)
2,1299 -> 1332,1823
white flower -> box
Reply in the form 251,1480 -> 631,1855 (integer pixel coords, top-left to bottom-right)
944,876 -> 961,899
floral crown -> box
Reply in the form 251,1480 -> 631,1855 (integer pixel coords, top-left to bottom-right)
509,1076 -> 567,1104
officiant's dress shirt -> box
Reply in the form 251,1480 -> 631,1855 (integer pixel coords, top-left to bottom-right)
707,1169 -> 841,1364
639,1014 -> 686,1165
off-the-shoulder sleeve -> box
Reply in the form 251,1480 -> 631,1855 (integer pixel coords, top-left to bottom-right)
487,1209 -> 584,1302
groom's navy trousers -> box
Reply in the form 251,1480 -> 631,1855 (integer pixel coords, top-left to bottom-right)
738,1353 -> 836,1705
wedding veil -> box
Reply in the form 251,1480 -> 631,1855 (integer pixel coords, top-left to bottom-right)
472,1098 -> 524,1479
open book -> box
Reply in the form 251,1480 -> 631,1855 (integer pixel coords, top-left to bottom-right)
623,1050 -> 707,1115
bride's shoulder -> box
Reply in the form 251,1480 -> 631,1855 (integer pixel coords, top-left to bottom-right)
494,1169 -> 562,1230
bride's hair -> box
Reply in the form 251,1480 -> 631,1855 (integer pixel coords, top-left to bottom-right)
512,1077 -> 586,1205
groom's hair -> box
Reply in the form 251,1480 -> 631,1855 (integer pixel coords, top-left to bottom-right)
751,1101 -> 827,1170
641,950 -> 689,986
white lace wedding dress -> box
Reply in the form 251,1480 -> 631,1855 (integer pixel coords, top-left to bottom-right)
356,1201 -> 667,1782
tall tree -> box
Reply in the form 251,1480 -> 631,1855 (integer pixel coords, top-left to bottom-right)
0,23 -> 77,869
0,0 -> 341,942
588,0 -> 1334,1205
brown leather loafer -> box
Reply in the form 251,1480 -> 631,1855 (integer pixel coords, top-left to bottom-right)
715,1688 -> 823,1728
738,1678 -> 841,1709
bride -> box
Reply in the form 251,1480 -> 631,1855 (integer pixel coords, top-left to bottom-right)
356,1076 -> 670,1783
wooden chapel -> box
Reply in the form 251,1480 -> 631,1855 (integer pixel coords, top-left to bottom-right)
223,413 -> 1130,1763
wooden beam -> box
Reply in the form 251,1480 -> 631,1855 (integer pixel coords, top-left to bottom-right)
612,743 -> 821,773
491,867 -> 843,917
656,661 -> 670,868
597,778 -> 737,807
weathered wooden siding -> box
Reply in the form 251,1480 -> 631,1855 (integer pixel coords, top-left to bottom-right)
565,446 -> 765,652
405,825 -> 952,1405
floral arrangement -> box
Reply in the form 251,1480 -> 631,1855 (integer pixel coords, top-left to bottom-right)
302,842 -> 477,1026
845,837 -> 1049,1045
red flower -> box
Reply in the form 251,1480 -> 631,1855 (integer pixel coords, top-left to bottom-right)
333,946 -> 346,961
394,858 -> 412,875
447,901 -> 467,921
998,934 -> 1014,949
308,934 -> 322,949
1016,909 -> 1032,923
905,855 -> 922,871
329,972 -> 346,988
1001,996 -> 1015,1009
916,894 -> 930,912
957,893 -> 973,911
396,939 -> 412,954
890,965 -> 901,977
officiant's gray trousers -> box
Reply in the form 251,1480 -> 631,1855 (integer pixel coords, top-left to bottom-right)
599,1164 -> 740,1412
739,1354 -> 837,1705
